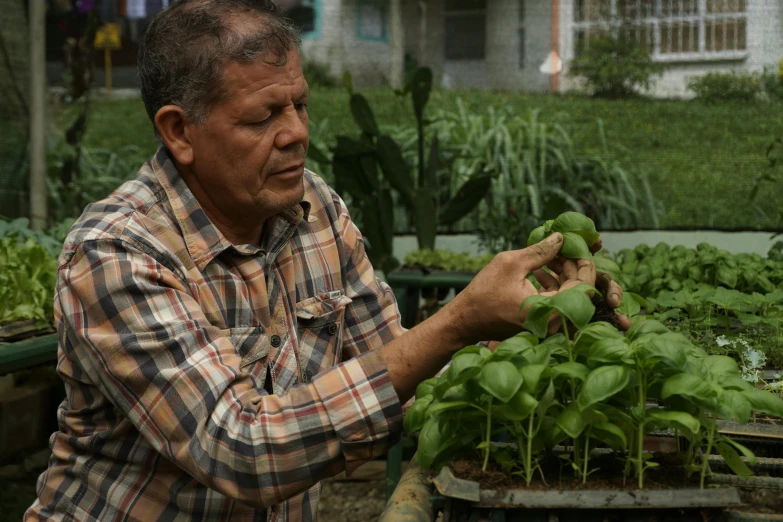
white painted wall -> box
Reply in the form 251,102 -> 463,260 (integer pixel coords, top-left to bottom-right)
558,0 -> 783,98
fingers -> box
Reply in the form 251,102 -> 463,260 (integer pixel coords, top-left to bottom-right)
533,269 -> 560,292
560,258 -> 597,289
590,236 -> 604,254
596,272 -> 623,309
616,313 -> 632,331
518,233 -> 564,273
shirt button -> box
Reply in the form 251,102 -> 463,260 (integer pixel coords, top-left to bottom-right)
327,323 -> 338,335
270,335 -> 282,347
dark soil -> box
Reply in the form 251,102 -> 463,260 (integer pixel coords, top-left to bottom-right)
450,452 -> 700,492
591,293 -> 622,329
317,479 -> 386,522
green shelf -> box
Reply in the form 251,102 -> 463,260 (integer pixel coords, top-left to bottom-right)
0,334 -> 58,375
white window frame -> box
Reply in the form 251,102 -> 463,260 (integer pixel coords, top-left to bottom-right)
573,0 -> 748,62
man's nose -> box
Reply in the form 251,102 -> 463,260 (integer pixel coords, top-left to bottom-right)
274,105 -> 308,150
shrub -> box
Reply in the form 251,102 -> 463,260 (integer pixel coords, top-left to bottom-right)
761,66 -> 783,101
301,59 -> 338,88
390,99 -> 659,252
687,71 -> 762,103
569,29 -> 664,99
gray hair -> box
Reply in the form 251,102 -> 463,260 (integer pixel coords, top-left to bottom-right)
138,0 -> 302,136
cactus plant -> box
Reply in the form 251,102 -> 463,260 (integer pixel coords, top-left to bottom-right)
329,67 -> 492,272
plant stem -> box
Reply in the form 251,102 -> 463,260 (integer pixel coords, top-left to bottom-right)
526,413 -> 535,486
636,369 -> 647,490
582,432 -> 590,484
562,316 -> 582,473
483,397 -> 492,471
700,423 -> 716,489
562,316 -> 572,362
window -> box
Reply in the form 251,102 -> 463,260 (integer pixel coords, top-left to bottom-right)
573,0 -> 747,59
275,0 -> 320,38
444,0 -> 487,60
357,0 -> 389,42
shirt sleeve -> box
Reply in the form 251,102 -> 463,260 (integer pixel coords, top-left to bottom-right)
56,238 -> 402,508
330,191 -> 408,361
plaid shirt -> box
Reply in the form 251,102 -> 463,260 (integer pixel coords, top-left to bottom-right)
26,147 -> 405,522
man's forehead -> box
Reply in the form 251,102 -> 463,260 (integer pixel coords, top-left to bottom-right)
222,53 -> 305,100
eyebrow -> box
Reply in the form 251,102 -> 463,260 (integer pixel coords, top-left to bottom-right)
294,86 -> 310,103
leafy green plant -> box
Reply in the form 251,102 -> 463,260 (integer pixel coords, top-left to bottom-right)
403,249 -> 494,273
569,28 -> 664,99
688,72 -> 762,104
0,236 -> 58,325
322,68 -> 491,273
527,211 -> 600,260
406,99 -> 657,252
405,286 -> 783,490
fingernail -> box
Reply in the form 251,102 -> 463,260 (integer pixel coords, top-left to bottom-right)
610,293 -> 621,304
550,233 -> 563,242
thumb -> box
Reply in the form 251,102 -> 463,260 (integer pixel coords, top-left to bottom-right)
517,233 -> 563,273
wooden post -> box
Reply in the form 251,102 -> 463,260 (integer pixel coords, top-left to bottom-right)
389,0 -> 404,89
29,0 -> 47,230
551,0 -> 559,93
105,48 -> 112,97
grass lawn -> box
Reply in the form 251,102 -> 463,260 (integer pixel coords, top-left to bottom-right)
58,88 -> 783,230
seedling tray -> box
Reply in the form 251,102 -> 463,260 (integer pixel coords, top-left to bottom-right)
433,466 -> 742,510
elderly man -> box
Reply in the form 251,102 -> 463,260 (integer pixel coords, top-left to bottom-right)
26,1 -> 625,521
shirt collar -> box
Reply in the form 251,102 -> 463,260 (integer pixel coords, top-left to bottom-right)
150,147 -> 311,270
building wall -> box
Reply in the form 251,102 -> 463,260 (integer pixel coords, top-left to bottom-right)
301,0 -> 393,88
558,0 -> 783,98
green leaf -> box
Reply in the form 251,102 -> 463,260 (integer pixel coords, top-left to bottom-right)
501,390 -> 539,421
552,361 -> 590,381
550,212 -> 600,246
700,355 -> 740,378
557,403 -> 588,438
404,395 -> 433,433
426,400 -> 474,416
306,142 -> 331,164
574,322 -> 623,353
577,366 -> 630,411
742,389 -> 783,418
560,232 -> 593,259
593,255 -> 622,280
722,438 -> 757,465
718,390 -> 752,424
537,380 -> 556,415
661,373 -> 716,403
646,410 -> 700,436
591,421 -> 627,450
446,353 -> 485,387
639,332 -> 690,369
549,284 -> 596,330
715,441 -> 753,479
416,417 -> 447,469
716,266 -> 739,289
587,337 -> 633,364
519,364 -> 549,394
527,225 -> 547,246
626,319 -> 670,341
376,136 -> 414,202
416,377 -> 439,398
410,67 -> 433,123
492,335 -> 536,361
413,188 -> 437,251
479,361 -> 524,403
349,93 -> 380,136
521,294 -> 555,338
617,292 -> 643,317
440,176 -> 493,226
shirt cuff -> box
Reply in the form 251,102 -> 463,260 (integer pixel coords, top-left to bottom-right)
311,349 -> 403,474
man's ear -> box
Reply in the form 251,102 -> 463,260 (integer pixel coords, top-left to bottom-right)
155,105 -> 195,165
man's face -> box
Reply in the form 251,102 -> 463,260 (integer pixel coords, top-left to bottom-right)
185,49 -> 309,227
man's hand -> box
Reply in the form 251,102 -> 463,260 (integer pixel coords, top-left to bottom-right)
441,233 -> 567,346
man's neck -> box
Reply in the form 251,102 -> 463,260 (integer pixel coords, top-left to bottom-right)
178,164 -> 265,246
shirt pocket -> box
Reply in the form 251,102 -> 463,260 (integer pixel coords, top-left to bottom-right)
295,291 -> 353,384
225,326 -> 270,389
